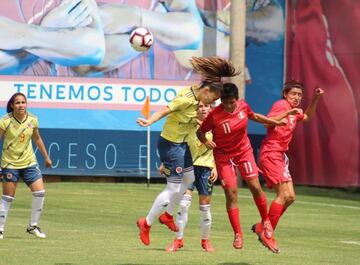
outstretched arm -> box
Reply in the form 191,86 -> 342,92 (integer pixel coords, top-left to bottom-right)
250,112 -> 287,126
136,106 -> 171,127
303,87 -> 324,122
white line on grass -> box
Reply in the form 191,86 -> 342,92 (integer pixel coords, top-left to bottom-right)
340,241 -> 360,245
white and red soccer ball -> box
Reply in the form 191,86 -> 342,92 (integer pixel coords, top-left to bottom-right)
129,27 -> 154,52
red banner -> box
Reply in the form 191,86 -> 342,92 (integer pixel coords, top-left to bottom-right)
285,0 -> 360,187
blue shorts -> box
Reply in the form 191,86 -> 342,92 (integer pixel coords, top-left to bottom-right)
1,166 -> 43,186
157,136 -> 193,183
188,166 -> 214,196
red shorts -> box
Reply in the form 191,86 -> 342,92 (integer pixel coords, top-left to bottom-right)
215,150 -> 258,189
258,151 -> 292,189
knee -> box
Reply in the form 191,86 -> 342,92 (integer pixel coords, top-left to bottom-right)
1,194 -> 15,203
225,189 -> 238,204
32,190 -> 45,197
286,194 -> 296,205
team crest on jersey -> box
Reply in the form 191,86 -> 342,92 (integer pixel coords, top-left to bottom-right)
175,167 -> 183,174
238,111 -> 245,120
27,123 -> 33,129
6,173 -> 13,180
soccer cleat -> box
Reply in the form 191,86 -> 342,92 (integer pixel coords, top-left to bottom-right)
251,222 -> 263,236
137,217 -> 151,245
166,238 -> 184,252
26,226 -> 46,239
0,231 -> 3,240
233,233 -> 243,249
263,219 -> 274,239
201,239 -> 215,252
158,212 -> 179,232
259,232 -> 280,254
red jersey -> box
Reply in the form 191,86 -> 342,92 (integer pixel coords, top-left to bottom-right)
260,99 -> 304,153
200,99 -> 254,158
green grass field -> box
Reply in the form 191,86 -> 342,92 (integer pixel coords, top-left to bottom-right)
0,182 -> 359,265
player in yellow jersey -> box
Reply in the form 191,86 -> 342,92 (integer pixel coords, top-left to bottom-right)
0,92 -> 52,240
136,56 -> 239,246
164,101 -> 217,252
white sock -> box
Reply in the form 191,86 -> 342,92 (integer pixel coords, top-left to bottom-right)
0,195 -> 14,232
146,182 -> 181,225
175,194 -> 192,239
165,169 -> 194,215
30,190 -> 45,227
199,204 -> 212,240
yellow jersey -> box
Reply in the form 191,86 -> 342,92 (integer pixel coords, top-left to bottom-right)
0,112 -> 38,168
161,86 -> 199,143
187,125 -> 214,169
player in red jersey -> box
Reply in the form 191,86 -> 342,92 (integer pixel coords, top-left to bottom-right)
254,80 -> 324,250
197,82 -> 291,253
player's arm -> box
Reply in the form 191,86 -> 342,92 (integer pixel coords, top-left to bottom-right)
250,112 -> 287,126
303,87 -> 324,122
32,128 -> 52,168
136,106 -> 171,127
262,108 -> 303,128
196,128 -> 216,149
0,128 -> 4,139
209,166 -> 217,183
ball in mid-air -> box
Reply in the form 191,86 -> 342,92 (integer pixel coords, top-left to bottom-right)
129,27 -> 154,52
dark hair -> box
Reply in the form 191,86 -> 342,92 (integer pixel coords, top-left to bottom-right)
7,92 -> 27,113
199,81 -> 223,93
282,79 -> 304,98
190,56 -> 240,83
221,83 -> 239,101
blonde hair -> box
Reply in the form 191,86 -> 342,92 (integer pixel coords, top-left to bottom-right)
190,56 -> 240,83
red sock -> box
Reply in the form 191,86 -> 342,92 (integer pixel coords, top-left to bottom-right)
254,193 -> 269,222
227,208 -> 242,235
268,201 -> 284,230
164,212 -> 173,218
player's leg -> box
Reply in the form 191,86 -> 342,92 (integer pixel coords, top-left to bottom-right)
270,181 -> 295,230
238,151 -> 274,238
262,152 -> 294,231
217,157 -> 243,249
238,152 -> 279,253
160,144 -> 195,232
24,166 -> 46,239
166,188 -> 192,252
137,137 -> 184,245
195,166 -> 214,252
0,169 -> 18,239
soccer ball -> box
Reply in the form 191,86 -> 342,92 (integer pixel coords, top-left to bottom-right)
129,27 -> 154,52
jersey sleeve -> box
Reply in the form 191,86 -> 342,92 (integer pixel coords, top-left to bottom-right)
267,100 -> 287,117
0,117 -> 6,131
244,101 -> 255,117
167,94 -> 191,112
